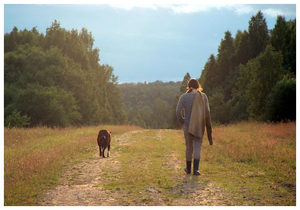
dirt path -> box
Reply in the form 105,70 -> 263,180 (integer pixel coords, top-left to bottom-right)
40,130 -> 233,206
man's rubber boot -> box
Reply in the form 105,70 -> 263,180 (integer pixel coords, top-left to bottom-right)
193,159 -> 200,176
184,161 -> 192,174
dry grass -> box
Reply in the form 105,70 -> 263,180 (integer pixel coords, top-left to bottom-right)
4,125 -> 141,205
95,121 -> 295,205
4,122 -> 296,206
206,121 -> 295,178
200,121 -> 296,205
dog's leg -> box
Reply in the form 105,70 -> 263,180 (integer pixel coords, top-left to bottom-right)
103,147 -> 106,158
99,146 -> 102,157
107,144 -> 110,157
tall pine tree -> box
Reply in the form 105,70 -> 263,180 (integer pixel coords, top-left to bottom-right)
248,11 -> 269,59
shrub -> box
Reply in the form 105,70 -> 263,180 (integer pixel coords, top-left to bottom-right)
265,77 -> 296,122
4,109 -> 31,128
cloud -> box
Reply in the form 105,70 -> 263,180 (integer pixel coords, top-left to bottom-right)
96,0 -> 295,17
258,8 -> 286,17
232,5 -> 255,15
229,4 -> 296,17
170,4 -> 216,14
98,0 -> 226,13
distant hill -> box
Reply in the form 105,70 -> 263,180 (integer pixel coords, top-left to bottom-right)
118,81 -> 181,128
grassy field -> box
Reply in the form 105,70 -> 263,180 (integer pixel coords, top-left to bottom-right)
4,125 -> 141,205
4,122 -> 296,205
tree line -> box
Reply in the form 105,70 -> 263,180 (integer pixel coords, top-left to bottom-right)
118,81 -> 180,128
197,11 -> 295,123
4,11 -> 296,128
4,20 -> 125,127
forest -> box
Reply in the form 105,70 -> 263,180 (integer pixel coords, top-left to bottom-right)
4,20 -> 125,127
119,81 -> 180,128
198,11 -> 296,124
4,11 -> 296,128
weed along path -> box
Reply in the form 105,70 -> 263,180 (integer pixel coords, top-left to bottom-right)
40,129 -> 232,206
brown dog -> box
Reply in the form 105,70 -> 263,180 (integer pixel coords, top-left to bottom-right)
97,129 -> 111,158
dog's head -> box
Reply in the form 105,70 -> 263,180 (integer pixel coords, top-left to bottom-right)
98,129 -> 111,137
99,129 -> 111,140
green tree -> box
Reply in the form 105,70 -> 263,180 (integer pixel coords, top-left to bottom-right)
217,31 -> 236,100
229,63 -> 251,121
4,27 -> 18,53
247,45 -> 284,120
119,80 -> 181,128
200,55 -> 217,96
270,16 -> 289,54
4,21 -> 125,127
209,90 -> 230,124
234,30 -> 250,65
285,19 -> 296,75
271,16 -> 296,75
17,85 -> 81,127
265,77 -> 296,122
179,73 -> 191,93
4,109 -> 31,128
217,31 -> 235,76
248,11 -> 269,59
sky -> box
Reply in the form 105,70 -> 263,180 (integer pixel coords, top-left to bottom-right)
4,2 -> 297,83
